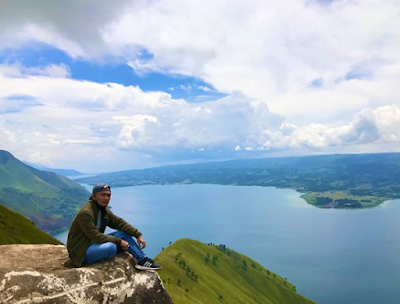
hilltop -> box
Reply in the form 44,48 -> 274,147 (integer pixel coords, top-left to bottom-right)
155,238 -> 317,304
77,153 -> 400,209
0,150 -> 89,232
0,203 -> 62,245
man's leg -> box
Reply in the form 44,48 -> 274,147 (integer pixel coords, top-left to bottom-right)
109,231 -> 162,270
83,242 -> 117,265
109,231 -> 147,261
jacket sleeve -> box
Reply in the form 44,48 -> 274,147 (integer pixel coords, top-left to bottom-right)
107,209 -> 142,238
76,210 -> 122,245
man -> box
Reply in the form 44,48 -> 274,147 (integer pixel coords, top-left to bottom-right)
67,183 -> 161,270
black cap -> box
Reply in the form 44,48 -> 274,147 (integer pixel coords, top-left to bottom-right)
92,183 -> 111,194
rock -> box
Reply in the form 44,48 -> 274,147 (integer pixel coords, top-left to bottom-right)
0,244 -> 173,304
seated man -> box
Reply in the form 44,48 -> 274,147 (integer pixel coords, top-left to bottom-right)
67,183 -> 161,270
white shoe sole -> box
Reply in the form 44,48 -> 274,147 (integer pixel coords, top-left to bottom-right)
135,265 -> 162,271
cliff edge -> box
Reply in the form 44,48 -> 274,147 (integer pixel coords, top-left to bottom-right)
0,244 -> 173,304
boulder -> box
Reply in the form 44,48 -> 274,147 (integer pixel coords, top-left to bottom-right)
0,244 -> 173,304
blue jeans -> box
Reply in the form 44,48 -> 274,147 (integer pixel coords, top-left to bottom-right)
83,231 -> 146,265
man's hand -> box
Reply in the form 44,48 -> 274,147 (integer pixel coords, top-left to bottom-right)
120,239 -> 130,251
137,236 -> 146,249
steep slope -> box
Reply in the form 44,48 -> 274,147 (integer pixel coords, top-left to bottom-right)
0,203 -> 62,245
0,150 -> 89,232
155,239 -> 318,304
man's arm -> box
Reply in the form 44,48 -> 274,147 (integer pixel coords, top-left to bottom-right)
77,210 -> 122,245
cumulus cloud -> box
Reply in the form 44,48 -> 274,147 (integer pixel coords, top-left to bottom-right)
1,1 -> 400,170
1,0 -> 400,123
0,63 -> 70,78
281,106 -> 400,149
0,64 -> 284,170
2,62 -> 400,171
0,0 -> 135,58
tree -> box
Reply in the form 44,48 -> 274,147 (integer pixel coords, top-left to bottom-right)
205,252 -> 210,265
212,255 -> 219,266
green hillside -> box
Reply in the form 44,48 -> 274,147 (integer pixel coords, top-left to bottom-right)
155,239 -> 318,304
0,150 -> 89,233
0,203 -> 62,245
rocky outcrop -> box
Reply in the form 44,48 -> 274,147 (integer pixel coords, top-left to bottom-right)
0,244 -> 173,304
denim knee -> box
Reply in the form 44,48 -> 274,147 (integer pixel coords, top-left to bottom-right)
103,242 -> 118,259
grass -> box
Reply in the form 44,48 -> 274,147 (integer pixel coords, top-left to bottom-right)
155,238 -> 318,304
0,202 -> 62,245
301,191 -> 386,209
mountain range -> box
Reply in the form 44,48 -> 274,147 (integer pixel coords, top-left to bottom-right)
24,162 -> 84,177
77,152 -> 400,208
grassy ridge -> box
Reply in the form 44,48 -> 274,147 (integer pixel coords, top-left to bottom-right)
0,202 -> 62,245
155,239 -> 317,304
0,150 -> 89,232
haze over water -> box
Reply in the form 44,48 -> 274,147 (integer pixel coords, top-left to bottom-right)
55,184 -> 400,304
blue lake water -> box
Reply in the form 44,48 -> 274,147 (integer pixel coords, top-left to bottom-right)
54,184 -> 400,304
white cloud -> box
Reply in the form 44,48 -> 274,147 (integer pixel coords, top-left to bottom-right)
1,64 -> 400,171
0,65 -> 284,170
198,85 -> 211,92
0,63 -> 70,78
1,0 -> 400,121
100,0 -> 400,122
1,1 -> 400,170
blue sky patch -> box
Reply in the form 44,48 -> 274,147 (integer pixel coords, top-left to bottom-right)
0,42 -> 226,102
345,68 -> 369,81
310,78 -> 323,88
0,94 -> 43,115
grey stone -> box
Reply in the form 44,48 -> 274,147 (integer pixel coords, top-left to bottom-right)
0,244 -> 173,304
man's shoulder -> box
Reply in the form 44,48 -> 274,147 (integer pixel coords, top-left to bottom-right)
78,201 -> 95,215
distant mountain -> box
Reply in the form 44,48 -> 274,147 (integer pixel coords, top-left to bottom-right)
0,203 -> 62,245
155,238 -> 317,304
77,153 -> 400,208
24,162 -> 84,177
0,150 -> 89,233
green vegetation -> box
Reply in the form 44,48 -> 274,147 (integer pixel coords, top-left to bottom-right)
0,203 -> 62,245
78,153 -> 400,209
301,192 -> 385,209
155,238 -> 317,304
0,150 -> 89,233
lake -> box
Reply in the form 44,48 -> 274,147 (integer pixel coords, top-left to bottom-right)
54,184 -> 400,304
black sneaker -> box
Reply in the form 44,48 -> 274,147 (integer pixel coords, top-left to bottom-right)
135,257 -> 162,270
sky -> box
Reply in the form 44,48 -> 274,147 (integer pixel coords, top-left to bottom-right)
1,0 -> 400,173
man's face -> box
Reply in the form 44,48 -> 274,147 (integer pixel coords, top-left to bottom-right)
93,190 -> 111,207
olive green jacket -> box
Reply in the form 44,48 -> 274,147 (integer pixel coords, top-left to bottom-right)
67,199 -> 142,267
